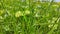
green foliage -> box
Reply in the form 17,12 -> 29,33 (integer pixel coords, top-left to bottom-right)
0,0 -> 60,34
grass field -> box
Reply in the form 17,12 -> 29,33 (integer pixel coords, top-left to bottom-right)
0,0 -> 60,34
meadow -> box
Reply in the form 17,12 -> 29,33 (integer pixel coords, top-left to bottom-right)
0,0 -> 60,34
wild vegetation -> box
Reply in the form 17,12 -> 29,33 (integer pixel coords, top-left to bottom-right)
0,0 -> 60,34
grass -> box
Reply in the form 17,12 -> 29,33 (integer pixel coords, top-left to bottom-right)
0,0 -> 60,34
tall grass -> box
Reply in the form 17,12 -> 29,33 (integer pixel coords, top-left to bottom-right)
0,0 -> 60,34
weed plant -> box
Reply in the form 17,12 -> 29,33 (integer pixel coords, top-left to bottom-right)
0,0 -> 60,34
